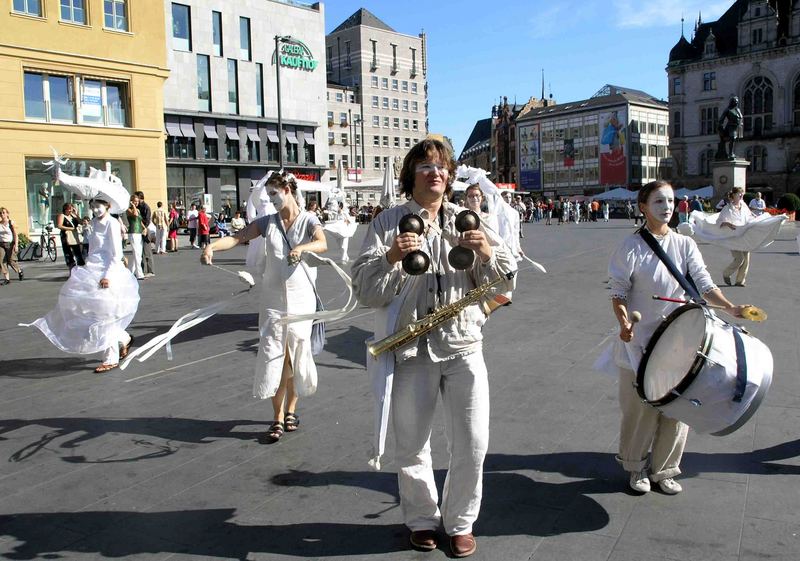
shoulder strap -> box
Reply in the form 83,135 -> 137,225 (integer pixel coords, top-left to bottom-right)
638,228 -> 703,303
272,213 -> 322,306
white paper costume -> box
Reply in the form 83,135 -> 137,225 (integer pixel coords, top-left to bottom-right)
245,175 -> 277,271
25,153 -> 138,364
252,211 -> 322,399
323,205 -> 357,263
689,209 -> 786,251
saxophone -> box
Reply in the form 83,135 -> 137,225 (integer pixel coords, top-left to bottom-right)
367,271 -> 516,357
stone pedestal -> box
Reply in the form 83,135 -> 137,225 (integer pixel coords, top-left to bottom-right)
712,158 -> 749,202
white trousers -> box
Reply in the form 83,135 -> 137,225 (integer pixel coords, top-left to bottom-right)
617,368 -> 689,481
127,234 -> 144,279
392,349 -> 489,536
156,226 -> 167,253
101,331 -> 131,365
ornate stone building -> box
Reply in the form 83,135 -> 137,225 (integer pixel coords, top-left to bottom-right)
667,0 -> 800,201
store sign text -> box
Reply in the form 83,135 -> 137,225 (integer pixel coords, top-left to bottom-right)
279,42 -> 318,71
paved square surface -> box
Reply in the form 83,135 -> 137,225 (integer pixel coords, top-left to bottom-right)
1,219 -> 798,560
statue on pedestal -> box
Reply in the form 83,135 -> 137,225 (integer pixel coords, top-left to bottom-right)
717,96 -> 743,160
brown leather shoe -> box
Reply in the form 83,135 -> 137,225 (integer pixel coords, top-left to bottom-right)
410,529 -> 437,551
450,533 -> 476,557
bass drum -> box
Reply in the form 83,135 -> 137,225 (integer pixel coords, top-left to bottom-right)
636,304 -> 772,436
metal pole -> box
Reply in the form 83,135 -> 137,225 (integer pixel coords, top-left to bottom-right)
348,108 -> 354,165
275,35 -> 285,169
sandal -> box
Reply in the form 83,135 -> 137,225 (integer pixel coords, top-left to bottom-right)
94,363 -> 118,373
284,412 -> 300,432
265,421 -> 284,442
119,335 -> 136,360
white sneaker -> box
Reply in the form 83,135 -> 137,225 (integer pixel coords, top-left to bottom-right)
629,470 -> 650,493
657,478 -> 682,494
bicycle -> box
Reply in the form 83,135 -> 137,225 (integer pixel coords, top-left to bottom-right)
18,221 -> 58,262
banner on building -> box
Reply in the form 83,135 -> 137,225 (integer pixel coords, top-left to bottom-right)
81,81 -> 103,119
517,122 -> 541,191
599,109 -> 627,185
563,139 -> 575,168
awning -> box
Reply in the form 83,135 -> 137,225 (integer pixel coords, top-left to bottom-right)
180,119 -> 196,138
285,128 -> 298,144
303,129 -> 316,145
225,123 -> 240,141
246,125 -> 260,142
203,122 -> 218,139
165,118 -> 182,137
265,124 -> 279,143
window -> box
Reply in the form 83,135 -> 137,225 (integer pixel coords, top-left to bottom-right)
341,133 -> 348,145
412,101 -> 418,112
373,135 -> 379,146
699,149 -> 714,176
412,120 -> 418,131
383,116 -> 390,127
402,80 -> 408,92
402,99 -> 409,111
225,138 -> 239,160
239,17 -> 251,61
703,72 -> 716,91
60,0 -> 86,24
746,145 -> 767,172
673,111 -> 681,138
391,44 -> 397,72
393,117 -> 400,129
372,115 -> 380,127
172,4 -> 192,51
374,156 -> 381,169
657,124 -> 666,136
392,79 -> 398,91
255,63 -> 264,117
246,138 -> 259,161
335,92 -> 343,102
197,55 -> 211,112
267,136 -> 279,161
700,106 -> 718,135
13,0 -> 42,16
371,96 -> 379,108
212,11 -> 223,56
371,76 -> 378,88
286,138 -> 298,164
405,137 -> 411,148
411,83 -> 418,94
303,131 -> 315,164
672,76 -> 682,95
752,28 -> 763,44
381,77 -> 388,89
392,99 -> 399,111
410,47 -> 417,76
648,122 -> 657,135
648,145 -> 657,157
403,119 -> 409,130
203,137 -> 218,160
328,131 -> 335,144
631,142 -> 641,157
356,155 -> 362,168
339,112 -> 347,125
227,59 -> 238,114
382,136 -> 389,147
794,76 -> 800,127
382,97 -> 389,109
341,155 -> 349,169
104,0 -> 128,31
743,76 -> 773,134
329,154 -> 336,169
327,111 -> 334,123
394,137 -> 400,148
166,135 -> 196,159
370,39 -> 378,69
23,71 -> 129,127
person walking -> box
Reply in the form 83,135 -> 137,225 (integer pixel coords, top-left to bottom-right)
197,205 -> 210,249
353,139 -> 516,557
719,187 -> 754,286
186,203 -> 199,249
125,194 -> 145,280
677,196 -> 690,223
56,202 -> 85,270
0,207 -> 24,285
135,191 -> 155,277
167,203 -> 180,252
602,201 -> 610,222
153,201 -> 169,254
201,171 -> 328,443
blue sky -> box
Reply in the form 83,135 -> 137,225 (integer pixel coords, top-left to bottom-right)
323,0 -> 731,155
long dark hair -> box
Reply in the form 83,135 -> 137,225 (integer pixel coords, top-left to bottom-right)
398,138 -> 456,199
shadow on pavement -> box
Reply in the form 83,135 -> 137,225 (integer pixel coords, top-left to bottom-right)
0,357 -> 95,379
323,326 -> 371,367
0,417 -> 267,462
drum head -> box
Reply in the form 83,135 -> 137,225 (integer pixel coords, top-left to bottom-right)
641,306 -> 707,402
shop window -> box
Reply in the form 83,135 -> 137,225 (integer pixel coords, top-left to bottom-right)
104,0 -> 128,31
166,136 -> 196,159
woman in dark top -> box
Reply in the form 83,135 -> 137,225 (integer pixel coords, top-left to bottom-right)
56,202 -> 85,269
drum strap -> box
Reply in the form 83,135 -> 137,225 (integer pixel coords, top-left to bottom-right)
731,329 -> 748,403
638,228 -> 703,303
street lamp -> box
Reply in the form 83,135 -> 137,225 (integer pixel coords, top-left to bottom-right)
348,109 -> 362,183
274,35 -> 293,169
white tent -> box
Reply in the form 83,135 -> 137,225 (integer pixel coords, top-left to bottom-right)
674,185 -> 713,199
593,187 -> 637,201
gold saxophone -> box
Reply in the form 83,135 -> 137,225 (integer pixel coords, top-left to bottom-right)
367,271 -> 516,357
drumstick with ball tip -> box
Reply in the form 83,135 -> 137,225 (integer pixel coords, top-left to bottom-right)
630,311 -> 642,324
651,295 -> 767,322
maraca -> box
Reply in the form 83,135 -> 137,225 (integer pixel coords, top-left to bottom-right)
399,213 -> 430,275
448,210 -> 480,270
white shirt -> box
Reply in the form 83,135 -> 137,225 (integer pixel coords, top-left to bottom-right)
748,198 -> 766,216
187,209 -> 198,228
0,221 -> 13,243
718,201 -> 753,227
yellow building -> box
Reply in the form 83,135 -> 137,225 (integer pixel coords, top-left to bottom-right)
0,0 -> 169,235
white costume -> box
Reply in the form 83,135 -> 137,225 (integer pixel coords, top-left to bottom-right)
352,200 -> 516,536
595,229 -> 717,481
29,212 -> 138,365
323,206 -> 357,263
245,177 -> 277,272
251,212 -> 321,399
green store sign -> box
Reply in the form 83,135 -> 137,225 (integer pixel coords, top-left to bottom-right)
277,40 -> 318,71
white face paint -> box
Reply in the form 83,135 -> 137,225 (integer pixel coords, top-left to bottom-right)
268,188 -> 287,211
644,187 -> 675,224
91,203 -> 108,218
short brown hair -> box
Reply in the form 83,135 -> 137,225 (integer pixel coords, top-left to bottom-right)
465,184 -> 482,198
637,180 -> 673,206
267,170 -> 298,194
398,138 -> 456,199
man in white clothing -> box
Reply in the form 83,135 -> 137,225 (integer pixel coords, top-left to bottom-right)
748,191 -> 766,216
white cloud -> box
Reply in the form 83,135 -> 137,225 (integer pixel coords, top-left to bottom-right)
612,0 -> 730,29
529,5 -> 567,38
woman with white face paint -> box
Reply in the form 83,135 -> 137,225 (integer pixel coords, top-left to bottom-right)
201,172 -> 327,442
600,180 -> 746,495
28,198 -> 139,373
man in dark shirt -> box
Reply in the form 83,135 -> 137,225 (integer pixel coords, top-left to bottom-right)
136,191 -> 155,277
